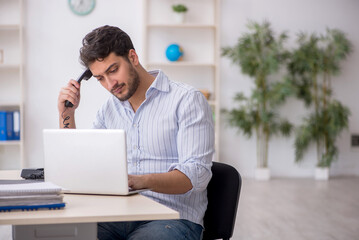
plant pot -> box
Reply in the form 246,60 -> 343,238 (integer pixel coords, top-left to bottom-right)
173,12 -> 186,24
315,167 -> 329,180
0,49 -> 3,64
255,168 -> 270,180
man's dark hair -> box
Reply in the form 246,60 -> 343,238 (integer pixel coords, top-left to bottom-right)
80,25 -> 135,67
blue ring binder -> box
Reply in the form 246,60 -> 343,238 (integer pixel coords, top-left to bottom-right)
0,203 -> 66,212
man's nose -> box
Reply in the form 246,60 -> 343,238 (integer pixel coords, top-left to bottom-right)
107,77 -> 117,90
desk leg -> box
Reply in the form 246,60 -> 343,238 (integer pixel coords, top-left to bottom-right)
13,223 -> 97,240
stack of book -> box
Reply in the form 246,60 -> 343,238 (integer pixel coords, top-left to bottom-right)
0,110 -> 20,141
0,181 -> 65,212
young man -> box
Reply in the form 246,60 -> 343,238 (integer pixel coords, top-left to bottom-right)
58,25 -> 214,240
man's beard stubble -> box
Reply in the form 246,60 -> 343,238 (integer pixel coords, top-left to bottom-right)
111,65 -> 140,101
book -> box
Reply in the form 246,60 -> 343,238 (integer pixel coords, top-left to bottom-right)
0,181 -> 65,212
6,111 -> 14,140
0,181 -> 63,196
0,203 -> 66,212
0,194 -> 64,206
0,111 -> 6,141
13,110 -> 20,140
0,111 -> 21,141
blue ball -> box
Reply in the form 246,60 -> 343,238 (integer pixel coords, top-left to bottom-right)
165,44 -> 183,62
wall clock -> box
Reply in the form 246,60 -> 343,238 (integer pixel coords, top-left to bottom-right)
68,0 -> 96,16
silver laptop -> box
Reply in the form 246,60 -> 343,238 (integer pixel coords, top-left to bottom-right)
43,129 -> 142,195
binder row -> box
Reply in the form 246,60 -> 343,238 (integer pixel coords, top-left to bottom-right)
0,111 -> 20,141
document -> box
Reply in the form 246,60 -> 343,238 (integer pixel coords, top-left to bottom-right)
0,181 -> 63,196
0,181 -> 65,211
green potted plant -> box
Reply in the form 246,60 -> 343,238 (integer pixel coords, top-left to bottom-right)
288,29 -> 353,180
222,21 -> 293,180
172,4 -> 188,24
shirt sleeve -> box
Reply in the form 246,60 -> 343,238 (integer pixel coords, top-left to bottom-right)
92,103 -> 107,129
168,90 -> 214,192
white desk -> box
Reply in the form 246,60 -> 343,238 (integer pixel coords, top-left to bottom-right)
0,193 -> 179,225
0,170 -> 179,239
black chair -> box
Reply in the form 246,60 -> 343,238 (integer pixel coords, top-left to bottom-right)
203,162 -> 242,240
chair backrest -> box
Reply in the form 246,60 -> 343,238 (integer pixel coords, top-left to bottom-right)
203,162 -> 242,240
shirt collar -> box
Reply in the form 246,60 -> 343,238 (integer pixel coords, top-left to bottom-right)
147,70 -> 170,94
116,69 -> 170,110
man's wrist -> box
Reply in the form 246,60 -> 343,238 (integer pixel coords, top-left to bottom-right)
60,110 -> 75,129
142,174 -> 152,190
60,108 -> 75,118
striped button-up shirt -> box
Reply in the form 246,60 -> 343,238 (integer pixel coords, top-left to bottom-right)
92,70 -> 214,226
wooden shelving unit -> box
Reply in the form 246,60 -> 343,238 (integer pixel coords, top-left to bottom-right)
142,0 -> 221,160
0,0 -> 24,169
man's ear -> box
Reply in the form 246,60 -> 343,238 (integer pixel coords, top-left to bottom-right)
128,49 -> 139,65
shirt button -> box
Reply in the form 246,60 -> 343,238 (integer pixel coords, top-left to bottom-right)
133,123 -> 138,127
133,145 -> 138,150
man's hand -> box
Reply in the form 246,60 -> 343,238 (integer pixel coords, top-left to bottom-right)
58,79 -> 81,114
128,174 -> 148,190
58,80 -> 80,129
128,170 -> 193,194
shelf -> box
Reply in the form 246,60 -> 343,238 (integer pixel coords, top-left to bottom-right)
208,100 -> 217,106
0,141 -> 22,146
0,24 -> 20,31
144,0 -> 221,161
0,64 -> 21,70
0,103 -> 21,109
147,62 -> 216,67
147,24 -> 216,29
0,0 -> 24,170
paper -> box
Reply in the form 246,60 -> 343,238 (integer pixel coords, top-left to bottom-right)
0,182 -> 65,210
0,182 -> 63,196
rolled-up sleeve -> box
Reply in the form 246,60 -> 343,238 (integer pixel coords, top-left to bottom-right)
169,90 -> 214,192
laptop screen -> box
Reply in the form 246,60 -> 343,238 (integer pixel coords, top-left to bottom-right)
43,129 -> 131,195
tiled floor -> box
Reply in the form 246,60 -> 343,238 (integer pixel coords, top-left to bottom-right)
233,177 -> 359,240
1,177 -> 359,240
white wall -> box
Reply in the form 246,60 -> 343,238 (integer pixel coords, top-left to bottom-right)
220,0 -> 359,177
24,0 -> 143,167
23,0 -> 359,177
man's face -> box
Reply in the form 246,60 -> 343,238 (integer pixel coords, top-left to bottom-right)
90,52 -> 140,101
